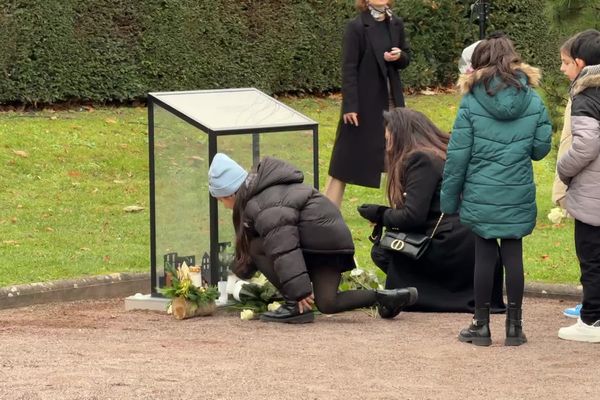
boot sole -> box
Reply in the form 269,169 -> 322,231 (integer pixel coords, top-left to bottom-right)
505,337 -> 527,346
458,335 -> 492,346
260,312 -> 314,324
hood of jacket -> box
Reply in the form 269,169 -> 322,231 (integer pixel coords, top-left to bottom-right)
457,63 -> 541,121
571,64 -> 600,96
246,157 -> 304,198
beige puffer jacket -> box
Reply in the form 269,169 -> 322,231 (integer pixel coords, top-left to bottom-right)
551,99 -> 572,208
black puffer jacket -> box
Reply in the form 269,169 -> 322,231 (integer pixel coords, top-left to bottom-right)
240,157 -> 355,300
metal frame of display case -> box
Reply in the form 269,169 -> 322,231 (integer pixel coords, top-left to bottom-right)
147,88 -> 319,294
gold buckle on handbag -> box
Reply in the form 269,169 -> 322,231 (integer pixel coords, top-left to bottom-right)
390,239 -> 405,251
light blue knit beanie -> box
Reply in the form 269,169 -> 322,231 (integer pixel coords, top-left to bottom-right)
208,153 -> 248,197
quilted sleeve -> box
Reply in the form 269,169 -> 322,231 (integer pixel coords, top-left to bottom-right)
254,206 -> 312,301
441,97 -> 474,214
531,101 -> 553,161
558,94 -> 600,182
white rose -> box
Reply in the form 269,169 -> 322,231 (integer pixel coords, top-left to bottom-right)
267,302 -> 281,312
240,309 -> 255,320
548,207 -> 564,224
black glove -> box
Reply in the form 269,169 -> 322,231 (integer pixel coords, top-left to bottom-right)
357,204 -> 389,224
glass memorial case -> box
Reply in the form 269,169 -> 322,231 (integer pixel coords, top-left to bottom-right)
147,88 -> 319,294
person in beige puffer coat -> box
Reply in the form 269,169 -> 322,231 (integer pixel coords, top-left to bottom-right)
553,34 -> 583,319
557,29 -> 600,343
553,34 -> 582,209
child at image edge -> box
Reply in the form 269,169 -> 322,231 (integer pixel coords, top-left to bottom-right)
440,32 -> 552,346
553,34 -> 584,319
557,29 -> 600,343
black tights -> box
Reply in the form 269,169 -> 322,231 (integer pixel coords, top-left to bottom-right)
475,236 -> 524,308
249,240 -> 376,314
308,267 -> 377,314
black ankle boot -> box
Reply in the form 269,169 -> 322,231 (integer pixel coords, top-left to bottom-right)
375,287 -> 418,319
505,303 -> 527,346
458,305 -> 491,346
259,301 -> 314,324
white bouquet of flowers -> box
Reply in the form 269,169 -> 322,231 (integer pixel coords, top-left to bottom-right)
226,273 -> 283,318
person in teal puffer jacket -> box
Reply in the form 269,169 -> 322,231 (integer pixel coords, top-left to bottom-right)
441,33 -> 552,347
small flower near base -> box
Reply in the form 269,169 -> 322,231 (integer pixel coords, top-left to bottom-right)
240,309 -> 255,320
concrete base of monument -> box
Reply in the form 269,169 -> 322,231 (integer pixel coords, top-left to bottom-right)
124,293 -> 232,312
124,293 -> 170,312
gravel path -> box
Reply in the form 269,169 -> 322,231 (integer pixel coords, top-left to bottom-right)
0,297 -> 595,400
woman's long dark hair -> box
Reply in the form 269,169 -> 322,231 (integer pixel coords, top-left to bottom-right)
384,108 -> 449,208
470,32 -> 525,95
232,179 -> 251,277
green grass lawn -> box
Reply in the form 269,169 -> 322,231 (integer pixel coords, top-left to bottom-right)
0,94 -> 579,287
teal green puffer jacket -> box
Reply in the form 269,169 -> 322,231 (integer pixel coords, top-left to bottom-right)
441,64 -> 552,239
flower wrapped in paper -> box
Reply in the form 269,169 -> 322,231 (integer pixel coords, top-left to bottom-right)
158,262 -> 219,319
227,273 -> 283,315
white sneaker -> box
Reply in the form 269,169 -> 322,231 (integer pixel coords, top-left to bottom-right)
558,318 -> 600,343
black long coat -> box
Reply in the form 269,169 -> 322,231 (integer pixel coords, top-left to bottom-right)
370,152 -> 505,313
328,11 -> 410,188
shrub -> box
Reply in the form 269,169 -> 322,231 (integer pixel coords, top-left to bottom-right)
0,0 -> 558,104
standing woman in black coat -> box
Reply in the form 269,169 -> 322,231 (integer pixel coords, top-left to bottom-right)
326,0 -> 410,207
357,108 -> 504,314
208,153 -> 417,324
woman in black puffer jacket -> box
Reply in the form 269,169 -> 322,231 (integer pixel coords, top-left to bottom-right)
208,153 -> 417,323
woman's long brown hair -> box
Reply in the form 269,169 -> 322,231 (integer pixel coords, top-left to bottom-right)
470,32 -> 525,95
232,181 -> 251,277
384,108 -> 449,208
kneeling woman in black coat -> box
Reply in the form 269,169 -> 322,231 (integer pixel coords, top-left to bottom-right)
358,108 -> 504,313
208,153 -> 417,323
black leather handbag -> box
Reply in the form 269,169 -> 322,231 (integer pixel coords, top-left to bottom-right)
370,214 -> 444,260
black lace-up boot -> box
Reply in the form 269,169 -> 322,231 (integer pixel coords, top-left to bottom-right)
458,304 -> 491,346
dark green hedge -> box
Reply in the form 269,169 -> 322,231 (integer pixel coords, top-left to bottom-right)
396,0 -> 470,89
0,0 -> 556,104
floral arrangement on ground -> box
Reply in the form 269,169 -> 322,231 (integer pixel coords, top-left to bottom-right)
229,265 -> 382,320
158,262 -> 219,319
227,273 -> 283,320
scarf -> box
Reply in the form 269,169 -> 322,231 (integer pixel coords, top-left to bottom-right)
570,64 -> 600,96
368,4 -> 392,21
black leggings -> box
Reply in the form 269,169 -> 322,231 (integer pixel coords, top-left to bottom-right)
249,240 -> 376,314
474,236 -> 524,308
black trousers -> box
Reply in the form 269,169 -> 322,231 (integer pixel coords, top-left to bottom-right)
575,219 -> 600,325
249,239 -> 376,314
474,236 -> 524,309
